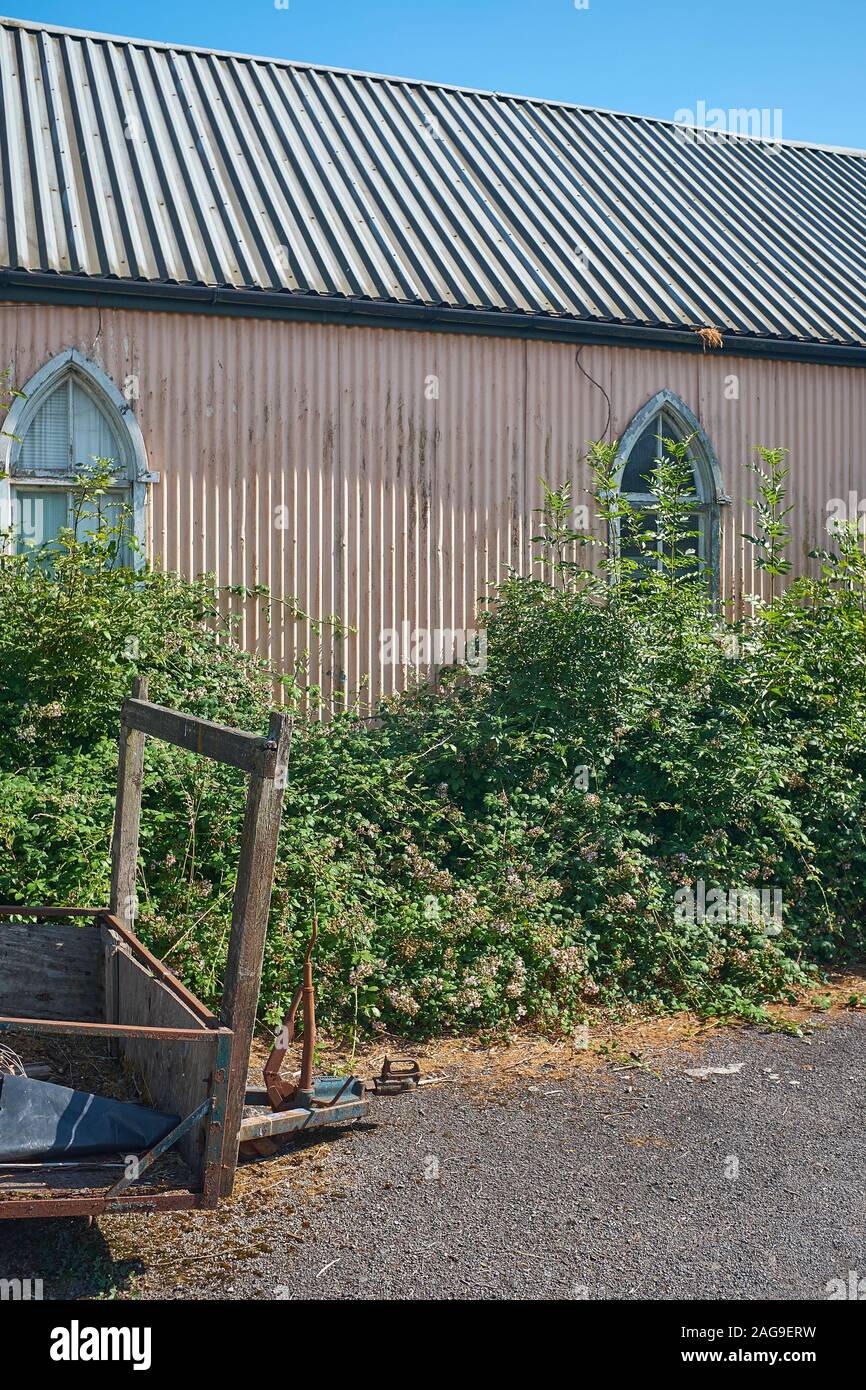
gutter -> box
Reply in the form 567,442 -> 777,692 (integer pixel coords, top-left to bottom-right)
2,269 -> 866,369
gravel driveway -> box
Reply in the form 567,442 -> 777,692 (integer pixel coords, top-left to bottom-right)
2,1014 -> 863,1300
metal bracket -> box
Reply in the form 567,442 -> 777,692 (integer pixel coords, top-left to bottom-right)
106,1098 -> 213,1197
373,1057 -> 421,1095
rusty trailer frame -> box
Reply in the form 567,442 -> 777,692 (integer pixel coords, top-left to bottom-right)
0,676 -> 293,1219
0,906 -> 233,1220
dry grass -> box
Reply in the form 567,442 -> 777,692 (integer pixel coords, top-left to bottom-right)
694,324 -> 725,350
247,970 -> 866,1095
0,1030 -> 142,1102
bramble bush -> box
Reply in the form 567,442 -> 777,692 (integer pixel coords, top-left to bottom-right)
0,367 -> 863,1039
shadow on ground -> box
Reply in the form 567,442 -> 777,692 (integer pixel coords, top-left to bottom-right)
0,1216 -> 145,1299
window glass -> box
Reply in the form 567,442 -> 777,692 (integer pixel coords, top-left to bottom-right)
619,424 -> 659,493
12,369 -> 133,560
620,411 -> 697,494
620,508 -> 655,566
14,490 -> 68,553
16,385 -> 71,476
71,383 -> 125,474
75,493 -> 125,545
617,396 -> 719,594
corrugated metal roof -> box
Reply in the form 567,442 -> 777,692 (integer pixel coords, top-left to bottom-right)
2,15 -> 866,348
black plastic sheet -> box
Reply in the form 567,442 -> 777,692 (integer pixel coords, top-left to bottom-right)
0,1075 -> 180,1161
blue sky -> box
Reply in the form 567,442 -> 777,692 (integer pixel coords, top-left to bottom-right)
10,0 -> 866,149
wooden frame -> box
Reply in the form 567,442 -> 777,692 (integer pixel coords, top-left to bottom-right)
0,680 -> 292,1217
112,677 -> 292,1196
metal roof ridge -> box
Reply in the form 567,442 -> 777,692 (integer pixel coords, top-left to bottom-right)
2,13 -> 864,159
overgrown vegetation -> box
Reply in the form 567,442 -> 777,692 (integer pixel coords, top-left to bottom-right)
1,369 -> 864,1039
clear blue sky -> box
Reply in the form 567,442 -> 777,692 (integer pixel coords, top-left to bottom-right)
10,0 -> 866,149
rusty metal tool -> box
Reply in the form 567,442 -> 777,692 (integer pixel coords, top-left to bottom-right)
239,915 -> 370,1157
373,1057 -> 421,1095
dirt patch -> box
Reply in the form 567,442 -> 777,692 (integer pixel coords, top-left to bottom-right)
248,969 -> 866,1094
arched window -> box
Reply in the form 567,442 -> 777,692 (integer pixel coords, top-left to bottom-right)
0,350 -> 153,564
616,390 -> 724,592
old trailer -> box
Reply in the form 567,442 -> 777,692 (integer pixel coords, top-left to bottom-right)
0,905 -> 232,1218
0,678 -> 369,1220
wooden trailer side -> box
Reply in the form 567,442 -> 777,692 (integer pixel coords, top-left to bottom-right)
102,925 -> 222,1180
0,921 -> 103,1021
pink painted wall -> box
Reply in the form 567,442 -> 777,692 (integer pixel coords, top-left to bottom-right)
2,302 -> 863,705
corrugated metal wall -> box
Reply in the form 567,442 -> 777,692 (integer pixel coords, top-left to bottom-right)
2,302 -> 864,706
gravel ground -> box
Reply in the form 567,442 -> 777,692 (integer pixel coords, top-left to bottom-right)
2,1014 -> 864,1300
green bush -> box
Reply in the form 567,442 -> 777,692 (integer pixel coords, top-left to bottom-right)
0,400 -> 863,1039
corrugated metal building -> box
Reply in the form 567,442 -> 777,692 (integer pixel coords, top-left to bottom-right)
1,16 -> 865,704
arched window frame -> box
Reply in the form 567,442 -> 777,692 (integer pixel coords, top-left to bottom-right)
0,349 -> 155,566
615,389 -> 728,595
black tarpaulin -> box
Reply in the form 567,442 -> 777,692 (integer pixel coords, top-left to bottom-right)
0,1075 -> 180,1161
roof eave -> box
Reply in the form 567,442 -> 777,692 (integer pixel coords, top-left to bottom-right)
2,269 -> 865,368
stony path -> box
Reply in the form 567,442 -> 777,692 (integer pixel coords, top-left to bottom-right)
2,1015 -> 863,1301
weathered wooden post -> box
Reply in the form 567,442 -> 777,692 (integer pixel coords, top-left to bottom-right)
219,709 -> 292,1195
107,675 -> 149,1052
109,673 -> 149,931
107,677 -> 292,1194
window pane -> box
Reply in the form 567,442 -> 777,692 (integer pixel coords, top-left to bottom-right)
621,409 -> 699,496
13,490 -> 69,552
71,381 -> 127,477
15,384 -> 71,476
11,489 -> 132,563
658,410 -> 684,445
620,417 -> 663,493
74,491 -> 133,567
15,376 -> 129,481
75,492 -> 124,543
676,512 -> 703,575
620,508 -> 659,574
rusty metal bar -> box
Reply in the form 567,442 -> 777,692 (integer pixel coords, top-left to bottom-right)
0,1160 -> 125,1171
238,1097 -> 369,1141
106,1099 -> 213,1197
0,1192 -> 204,1220
0,1016 -> 214,1041
100,912 -> 220,1026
